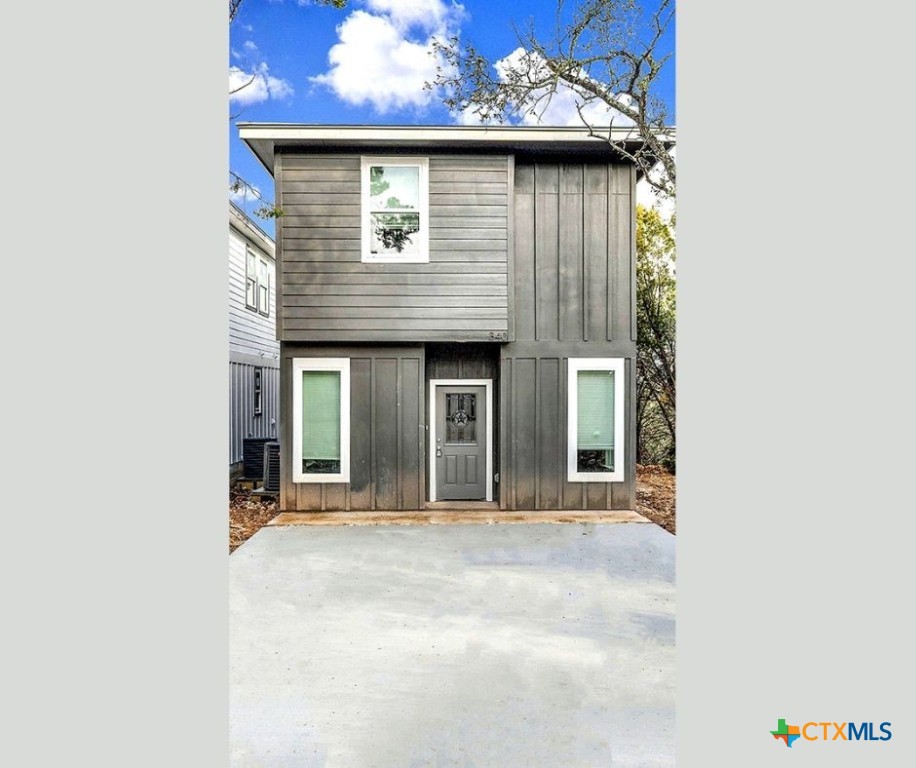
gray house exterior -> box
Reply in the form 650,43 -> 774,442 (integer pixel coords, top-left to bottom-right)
229,201 -> 280,471
239,125 -> 640,511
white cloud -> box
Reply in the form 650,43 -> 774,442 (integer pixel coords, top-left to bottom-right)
311,1 -> 464,114
243,40 -> 259,53
454,105 -> 495,126
365,0 -> 463,31
230,64 -> 294,106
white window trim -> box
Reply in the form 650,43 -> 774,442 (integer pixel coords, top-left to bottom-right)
253,367 -> 263,416
257,256 -> 270,317
567,358 -> 625,483
428,379 -> 493,502
245,246 -> 270,317
245,246 -> 258,311
360,156 -> 429,264
292,358 -> 350,484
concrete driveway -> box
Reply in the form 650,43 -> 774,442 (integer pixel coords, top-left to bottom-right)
230,521 -> 675,767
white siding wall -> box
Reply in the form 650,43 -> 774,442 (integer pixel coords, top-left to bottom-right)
229,225 -> 280,359
230,210 -> 280,465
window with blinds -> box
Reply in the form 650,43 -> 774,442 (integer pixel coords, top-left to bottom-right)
301,371 -> 340,473
292,358 -> 350,483
567,359 -> 625,482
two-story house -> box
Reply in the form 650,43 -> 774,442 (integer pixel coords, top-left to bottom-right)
229,200 -> 279,476
238,125 -> 640,512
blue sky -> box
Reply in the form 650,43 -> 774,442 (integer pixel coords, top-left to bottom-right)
229,0 -> 675,231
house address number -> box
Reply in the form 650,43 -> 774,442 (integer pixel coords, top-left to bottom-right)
488,331 -> 508,340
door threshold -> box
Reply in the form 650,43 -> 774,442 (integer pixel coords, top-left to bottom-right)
425,500 -> 499,511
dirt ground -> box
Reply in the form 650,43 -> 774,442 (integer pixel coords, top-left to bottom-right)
229,465 -> 676,551
634,464 -> 676,534
229,486 -> 279,553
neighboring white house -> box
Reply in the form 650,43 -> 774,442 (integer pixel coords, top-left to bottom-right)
229,201 -> 279,474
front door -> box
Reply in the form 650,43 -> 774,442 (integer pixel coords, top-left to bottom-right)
435,385 -> 487,500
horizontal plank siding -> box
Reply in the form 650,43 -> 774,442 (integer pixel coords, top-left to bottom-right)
281,168 -> 361,182
284,294 -> 507,308
230,211 -> 280,468
277,152 -> 510,342
284,284 -> 507,297
229,227 -> 279,359
277,330 -> 501,343
282,307 -> 507,320
283,198 -> 360,210
281,319 -> 505,331
430,182 -> 507,193
283,273 -> 508,286
282,262 -> 506,274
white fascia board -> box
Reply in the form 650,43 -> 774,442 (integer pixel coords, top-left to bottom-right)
239,123 -> 673,146
238,124 -> 675,175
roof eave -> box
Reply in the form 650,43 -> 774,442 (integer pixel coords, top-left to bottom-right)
238,124 -> 675,178
229,201 -> 276,256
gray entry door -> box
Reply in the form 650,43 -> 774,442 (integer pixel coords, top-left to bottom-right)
435,385 -> 487,500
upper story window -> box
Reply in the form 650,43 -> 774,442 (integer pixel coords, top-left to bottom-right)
245,246 -> 270,316
361,156 -> 429,263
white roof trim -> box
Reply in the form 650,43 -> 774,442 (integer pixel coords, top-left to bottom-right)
238,123 -> 675,176
238,123 -> 671,143
229,202 -> 276,258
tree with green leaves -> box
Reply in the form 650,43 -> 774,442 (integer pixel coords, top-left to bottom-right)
431,0 -> 674,199
635,204 -> 675,470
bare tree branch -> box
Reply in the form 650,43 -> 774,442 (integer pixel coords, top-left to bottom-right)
232,0 -> 347,23
230,73 -> 257,95
429,0 -> 675,198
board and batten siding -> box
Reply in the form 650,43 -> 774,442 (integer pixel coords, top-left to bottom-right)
512,161 -> 635,343
276,153 -> 510,343
499,347 -> 636,511
501,159 -> 636,510
280,345 -> 425,512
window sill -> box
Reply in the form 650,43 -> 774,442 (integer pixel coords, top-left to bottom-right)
362,256 -> 430,264
294,475 -> 349,484
568,471 -> 625,483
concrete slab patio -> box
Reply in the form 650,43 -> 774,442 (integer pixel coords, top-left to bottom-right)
230,522 -> 675,767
